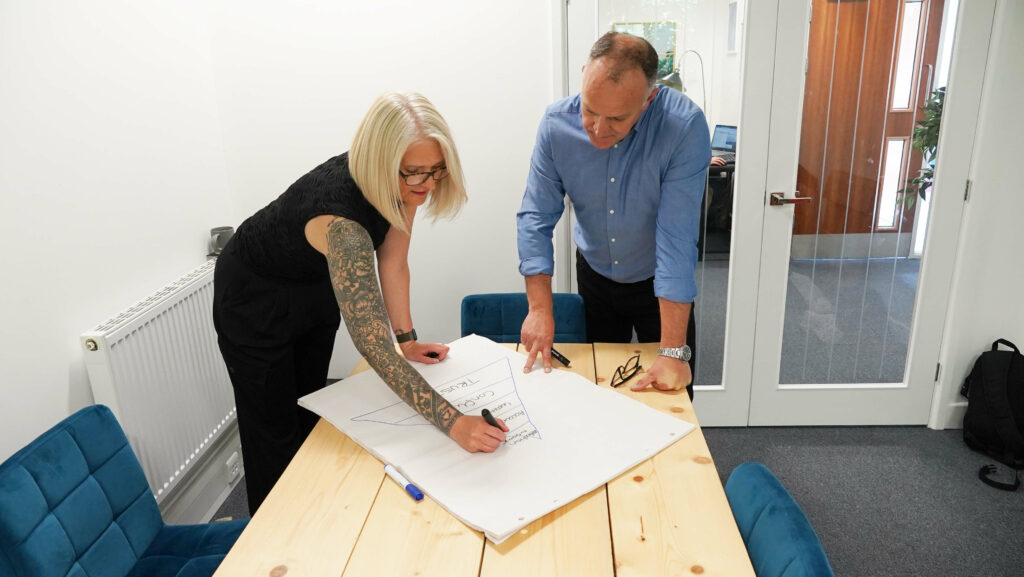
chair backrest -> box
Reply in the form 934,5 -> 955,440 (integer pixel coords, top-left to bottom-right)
0,405 -> 163,577
461,293 -> 587,343
725,462 -> 835,577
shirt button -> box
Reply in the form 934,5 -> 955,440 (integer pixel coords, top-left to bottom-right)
614,144 -> 618,149
614,260 -> 619,265
610,177 -> 616,183
609,210 -> 615,215
611,238 -> 616,243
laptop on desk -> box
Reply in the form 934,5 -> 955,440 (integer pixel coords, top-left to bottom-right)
711,125 -> 737,164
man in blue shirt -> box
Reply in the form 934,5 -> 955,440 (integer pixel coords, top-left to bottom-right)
517,32 -> 710,398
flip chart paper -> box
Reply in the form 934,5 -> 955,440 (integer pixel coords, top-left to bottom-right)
299,334 -> 694,543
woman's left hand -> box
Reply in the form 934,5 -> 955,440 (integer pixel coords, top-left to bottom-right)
399,341 -> 449,364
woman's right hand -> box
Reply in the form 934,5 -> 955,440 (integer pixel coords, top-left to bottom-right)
399,340 -> 449,364
449,415 -> 508,452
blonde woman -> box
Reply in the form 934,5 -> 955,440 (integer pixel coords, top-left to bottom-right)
213,92 -> 508,514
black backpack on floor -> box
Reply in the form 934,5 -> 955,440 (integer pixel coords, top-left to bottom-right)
960,339 -> 1024,491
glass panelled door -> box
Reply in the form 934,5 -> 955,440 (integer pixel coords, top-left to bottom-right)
749,0 -> 958,425
782,0 -> 945,386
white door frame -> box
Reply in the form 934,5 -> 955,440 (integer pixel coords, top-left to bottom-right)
923,0 -> 996,428
696,0 -> 777,425
551,0 -> 598,294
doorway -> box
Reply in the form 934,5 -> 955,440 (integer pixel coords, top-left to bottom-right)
563,0 -> 965,425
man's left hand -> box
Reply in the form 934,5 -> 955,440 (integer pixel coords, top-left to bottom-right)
631,355 -> 692,392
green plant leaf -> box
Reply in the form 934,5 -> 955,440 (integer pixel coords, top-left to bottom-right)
906,87 -> 944,200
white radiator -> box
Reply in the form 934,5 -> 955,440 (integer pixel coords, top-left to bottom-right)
81,259 -> 236,504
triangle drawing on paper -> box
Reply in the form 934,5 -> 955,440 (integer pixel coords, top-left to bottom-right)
351,356 -> 542,445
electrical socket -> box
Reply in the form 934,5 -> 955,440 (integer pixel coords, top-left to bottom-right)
225,451 -> 241,483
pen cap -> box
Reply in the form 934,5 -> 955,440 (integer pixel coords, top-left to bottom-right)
406,484 -> 424,501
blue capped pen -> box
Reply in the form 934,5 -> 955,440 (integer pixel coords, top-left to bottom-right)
384,464 -> 424,501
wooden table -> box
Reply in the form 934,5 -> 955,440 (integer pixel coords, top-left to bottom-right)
213,343 -> 755,577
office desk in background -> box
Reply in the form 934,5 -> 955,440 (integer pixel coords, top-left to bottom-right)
213,343 -> 755,577
701,163 -> 735,260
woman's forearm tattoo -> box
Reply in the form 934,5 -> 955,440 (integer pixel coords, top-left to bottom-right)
326,217 -> 461,433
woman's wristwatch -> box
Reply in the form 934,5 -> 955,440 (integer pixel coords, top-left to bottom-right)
395,328 -> 418,344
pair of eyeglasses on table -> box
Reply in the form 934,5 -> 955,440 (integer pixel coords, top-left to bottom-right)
610,353 -> 642,388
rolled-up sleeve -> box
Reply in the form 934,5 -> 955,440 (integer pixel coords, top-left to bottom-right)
654,112 -> 711,303
517,115 -> 566,277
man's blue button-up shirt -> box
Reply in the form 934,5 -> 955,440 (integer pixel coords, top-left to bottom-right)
517,87 -> 711,303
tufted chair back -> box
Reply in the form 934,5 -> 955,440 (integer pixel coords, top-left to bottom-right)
0,404 -> 246,577
725,462 -> 835,577
461,293 -> 587,343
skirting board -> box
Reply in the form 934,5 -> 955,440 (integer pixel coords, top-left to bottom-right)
932,401 -> 968,431
159,422 -> 244,524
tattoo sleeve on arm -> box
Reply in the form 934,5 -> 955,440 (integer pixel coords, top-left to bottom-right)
326,217 -> 461,433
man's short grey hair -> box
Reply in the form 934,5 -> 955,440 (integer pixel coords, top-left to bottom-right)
588,31 -> 659,88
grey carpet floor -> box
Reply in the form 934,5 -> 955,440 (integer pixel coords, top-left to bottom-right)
703,426 -> 1024,577
214,427 -> 1024,576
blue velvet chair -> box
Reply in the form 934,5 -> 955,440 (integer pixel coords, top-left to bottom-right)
0,404 -> 247,577
461,292 -> 587,343
725,462 -> 835,577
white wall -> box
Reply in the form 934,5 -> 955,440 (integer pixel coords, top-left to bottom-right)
932,0 -> 1024,428
3,0 -> 1015,464
0,0 -> 553,461
202,0 -> 553,377
0,1 -> 234,460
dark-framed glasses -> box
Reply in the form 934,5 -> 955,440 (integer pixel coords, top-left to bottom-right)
398,166 -> 449,186
611,353 -> 642,388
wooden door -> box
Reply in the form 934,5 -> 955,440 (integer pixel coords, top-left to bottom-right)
795,0 -> 945,243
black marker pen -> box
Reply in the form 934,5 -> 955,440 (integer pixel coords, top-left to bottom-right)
550,347 -> 571,367
481,408 -> 501,429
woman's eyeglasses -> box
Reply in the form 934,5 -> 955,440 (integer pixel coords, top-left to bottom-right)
611,353 -> 642,388
398,167 -> 449,186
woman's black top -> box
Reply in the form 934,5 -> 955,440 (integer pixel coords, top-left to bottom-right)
226,152 -> 391,283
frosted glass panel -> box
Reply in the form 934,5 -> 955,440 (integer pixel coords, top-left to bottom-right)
892,1 -> 923,109
877,139 -> 906,228
780,0 -> 946,385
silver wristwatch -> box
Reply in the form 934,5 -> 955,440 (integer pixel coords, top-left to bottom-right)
658,345 -> 692,362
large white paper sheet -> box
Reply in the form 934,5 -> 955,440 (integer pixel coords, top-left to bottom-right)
299,334 -> 694,543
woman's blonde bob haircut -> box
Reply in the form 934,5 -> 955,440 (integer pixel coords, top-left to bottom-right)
349,91 -> 467,234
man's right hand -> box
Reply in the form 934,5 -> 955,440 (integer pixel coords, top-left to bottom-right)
521,309 -> 555,373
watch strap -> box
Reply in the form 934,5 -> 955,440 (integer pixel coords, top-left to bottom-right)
395,328 -> 417,344
658,345 -> 692,362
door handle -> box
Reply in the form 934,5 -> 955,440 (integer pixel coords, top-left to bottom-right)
923,63 -> 934,102
769,192 -> 812,206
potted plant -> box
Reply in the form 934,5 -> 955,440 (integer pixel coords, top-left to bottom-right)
900,87 -> 945,204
